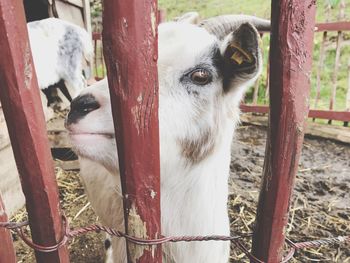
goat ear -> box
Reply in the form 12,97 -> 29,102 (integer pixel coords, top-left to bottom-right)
174,12 -> 200,24
221,23 -> 261,88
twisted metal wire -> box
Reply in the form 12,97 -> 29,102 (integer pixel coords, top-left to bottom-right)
1,216 -> 349,263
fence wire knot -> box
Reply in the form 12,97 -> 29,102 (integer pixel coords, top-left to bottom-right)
0,215 -> 349,263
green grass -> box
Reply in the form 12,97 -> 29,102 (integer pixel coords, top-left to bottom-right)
309,36 -> 350,111
95,64 -> 106,79
158,0 -> 350,112
159,0 -> 270,20
159,0 -> 350,23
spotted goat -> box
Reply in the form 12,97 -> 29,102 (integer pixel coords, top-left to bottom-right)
28,18 -> 93,119
66,13 -> 269,263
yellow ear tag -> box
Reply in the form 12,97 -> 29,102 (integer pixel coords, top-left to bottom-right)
230,43 -> 254,65
231,51 -> 244,65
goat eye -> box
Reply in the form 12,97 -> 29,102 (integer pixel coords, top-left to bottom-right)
190,69 -> 211,85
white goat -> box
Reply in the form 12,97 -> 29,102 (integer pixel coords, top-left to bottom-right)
27,18 -> 93,113
0,19 -> 93,218
66,14 -> 269,263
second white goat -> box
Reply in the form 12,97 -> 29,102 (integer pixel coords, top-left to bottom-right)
28,18 -> 93,106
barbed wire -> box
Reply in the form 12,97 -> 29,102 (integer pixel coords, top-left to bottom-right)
0,215 -> 349,263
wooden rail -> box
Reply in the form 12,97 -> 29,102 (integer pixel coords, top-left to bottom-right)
315,21 -> 350,31
249,19 -> 350,125
240,105 -> 350,122
102,0 -> 162,262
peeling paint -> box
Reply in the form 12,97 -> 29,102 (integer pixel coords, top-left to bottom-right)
137,93 -> 143,103
296,125 -> 303,134
0,207 -> 5,217
128,204 -> 150,262
131,105 -> 141,135
150,10 -> 156,37
151,242 -> 156,258
150,190 -> 156,199
122,17 -> 128,28
24,43 -> 33,89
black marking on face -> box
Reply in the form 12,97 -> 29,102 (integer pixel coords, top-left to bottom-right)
212,24 -> 260,93
211,46 -> 226,79
66,93 -> 100,125
211,45 -> 237,92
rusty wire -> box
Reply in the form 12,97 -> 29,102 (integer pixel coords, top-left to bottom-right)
0,215 -> 349,263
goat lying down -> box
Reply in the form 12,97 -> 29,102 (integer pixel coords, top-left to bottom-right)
66,14 -> 269,263
27,18 -> 93,117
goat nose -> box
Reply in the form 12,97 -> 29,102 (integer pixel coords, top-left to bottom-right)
66,93 -> 100,125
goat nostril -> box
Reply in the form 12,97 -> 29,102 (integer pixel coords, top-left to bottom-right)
67,93 -> 100,124
71,94 -> 99,113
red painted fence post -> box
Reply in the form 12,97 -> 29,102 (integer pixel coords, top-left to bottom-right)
0,196 -> 16,263
0,1 -> 70,262
102,1 -> 162,263
252,1 -> 316,262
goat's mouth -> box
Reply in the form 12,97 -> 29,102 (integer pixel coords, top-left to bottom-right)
69,132 -> 115,139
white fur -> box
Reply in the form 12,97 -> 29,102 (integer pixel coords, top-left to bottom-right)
67,19 -> 263,263
28,18 -> 93,100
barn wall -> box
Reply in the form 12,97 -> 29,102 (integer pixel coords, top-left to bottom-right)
23,0 -> 91,34
23,0 -> 50,22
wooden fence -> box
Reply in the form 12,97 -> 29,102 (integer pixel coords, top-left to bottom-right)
242,21 -> 350,126
0,0 -> 161,262
0,0 -> 325,263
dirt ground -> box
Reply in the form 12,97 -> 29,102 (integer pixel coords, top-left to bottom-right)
229,123 -> 350,262
12,122 -> 349,262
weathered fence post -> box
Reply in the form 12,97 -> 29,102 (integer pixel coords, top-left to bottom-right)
329,28 -> 341,113
0,0 -> 70,262
314,30 -> 328,112
329,0 -> 346,124
264,54 -> 270,101
347,58 -> 350,112
102,1 -> 162,263
252,34 -> 264,105
0,196 -> 16,263
345,58 -> 350,126
314,4 -> 331,116
252,1 -> 316,262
